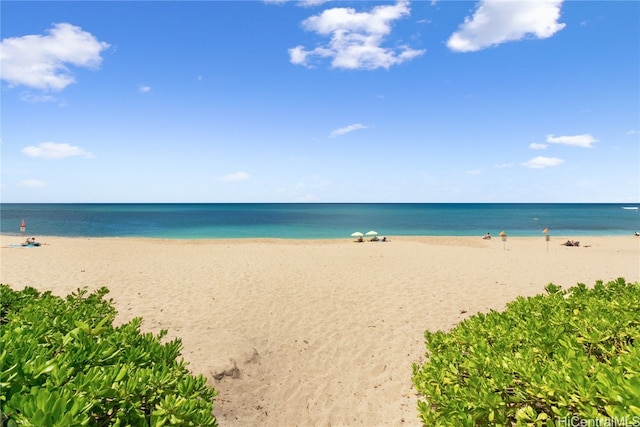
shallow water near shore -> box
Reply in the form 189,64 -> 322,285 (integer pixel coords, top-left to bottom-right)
1,203 -> 638,238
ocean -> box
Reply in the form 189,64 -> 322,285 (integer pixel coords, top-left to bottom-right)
1,203 -> 638,239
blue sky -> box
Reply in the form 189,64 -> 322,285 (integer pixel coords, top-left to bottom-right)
1,0 -> 638,203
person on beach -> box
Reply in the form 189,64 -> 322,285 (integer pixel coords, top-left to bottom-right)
22,237 -> 41,247
483,232 -> 491,240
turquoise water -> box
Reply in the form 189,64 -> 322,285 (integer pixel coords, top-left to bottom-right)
1,203 -> 638,239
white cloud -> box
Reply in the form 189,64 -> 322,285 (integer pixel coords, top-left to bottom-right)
289,46 -> 310,65
222,172 -> 251,182
21,142 -> 94,159
494,162 -> 514,168
289,0 -> 425,70
138,85 -> 151,93
447,0 -> 565,52
264,0 -> 334,7
330,123 -> 369,137
18,179 -> 48,188
466,169 -> 482,176
546,133 -> 597,148
529,142 -> 548,150
0,23 -> 110,91
522,156 -> 564,169
19,93 -> 58,103
299,0 -> 331,6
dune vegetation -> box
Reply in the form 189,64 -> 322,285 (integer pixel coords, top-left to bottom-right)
412,278 -> 640,426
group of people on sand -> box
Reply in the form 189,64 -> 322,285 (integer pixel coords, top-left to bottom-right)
483,233 -> 581,247
483,232 -> 508,240
21,236 -> 41,247
355,236 -> 388,242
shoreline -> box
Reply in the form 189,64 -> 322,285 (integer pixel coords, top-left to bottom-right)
2,234 -> 638,426
3,233 -> 638,242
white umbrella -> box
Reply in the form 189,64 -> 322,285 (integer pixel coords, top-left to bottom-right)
366,230 -> 380,241
351,232 -> 364,237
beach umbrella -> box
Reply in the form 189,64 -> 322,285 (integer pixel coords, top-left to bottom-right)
499,230 -> 507,251
351,232 -> 364,237
365,231 -> 378,237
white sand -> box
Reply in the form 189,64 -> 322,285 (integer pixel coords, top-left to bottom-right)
1,234 -> 638,426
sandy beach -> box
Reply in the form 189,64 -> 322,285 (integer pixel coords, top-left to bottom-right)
1,234 -> 638,426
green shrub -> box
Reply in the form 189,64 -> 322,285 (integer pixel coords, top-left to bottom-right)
412,278 -> 640,426
0,285 -> 217,426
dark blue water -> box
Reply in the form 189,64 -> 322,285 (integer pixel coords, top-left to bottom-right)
1,203 -> 638,239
